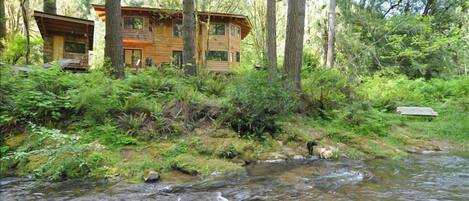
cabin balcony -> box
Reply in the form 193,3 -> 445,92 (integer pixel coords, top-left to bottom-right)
122,30 -> 153,43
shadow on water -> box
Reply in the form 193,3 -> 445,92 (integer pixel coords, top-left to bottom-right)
1,153 -> 468,200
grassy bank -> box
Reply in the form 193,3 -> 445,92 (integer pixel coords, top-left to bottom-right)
1,66 -> 468,182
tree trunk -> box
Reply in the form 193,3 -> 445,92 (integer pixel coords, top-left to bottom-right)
43,0 -> 56,14
359,0 -> 366,8
423,0 -> 434,15
20,0 -> 30,64
322,19 -> 328,66
183,0 -> 196,76
105,0 -> 125,79
283,0 -> 306,91
266,0 -> 277,72
0,0 -> 6,43
326,0 -> 336,68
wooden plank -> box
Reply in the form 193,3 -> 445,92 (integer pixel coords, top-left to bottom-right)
396,107 -> 438,117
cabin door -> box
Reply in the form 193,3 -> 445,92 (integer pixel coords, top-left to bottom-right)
52,35 -> 64,61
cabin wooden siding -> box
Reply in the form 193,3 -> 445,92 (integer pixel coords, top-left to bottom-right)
119,14 -> 245,72
42,34 -> 90,68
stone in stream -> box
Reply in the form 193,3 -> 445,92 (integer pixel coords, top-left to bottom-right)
143,170 -> 160,183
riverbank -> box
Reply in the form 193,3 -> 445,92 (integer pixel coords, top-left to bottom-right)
1,110 -> 466,183
1,66 -> 468,182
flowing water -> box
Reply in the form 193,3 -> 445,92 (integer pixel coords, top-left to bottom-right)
1,152 -> 468,201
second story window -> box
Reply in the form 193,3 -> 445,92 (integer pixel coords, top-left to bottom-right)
209,23 -> 225,35
123,17 -> 143,30
231,25 -> 241,38
207,51 -> 228,61
173,20 -> 183,37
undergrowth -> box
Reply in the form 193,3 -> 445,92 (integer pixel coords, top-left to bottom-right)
1,65 -> 468,181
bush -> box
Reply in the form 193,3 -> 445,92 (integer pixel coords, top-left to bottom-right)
225,71 -> 296,137
359,72 -> 469,110
0,66 -> 75,125
1,33 -> 43,64
70,72 -> 125,122
336,102 -> 391,137
1,124 -> 109,180
302,68 -> 352,117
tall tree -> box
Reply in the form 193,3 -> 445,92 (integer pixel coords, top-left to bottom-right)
326,0 -> 336,68
266,0 -> 277,72
105,0 -> 125,79
183,0 -> 196,76
20,0 -> 30,64
43,0 -> 56,14
0,0 -> 6,44
283,0 -> 306,91
423,0 -> 434,15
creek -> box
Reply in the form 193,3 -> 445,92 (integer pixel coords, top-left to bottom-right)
1,152 -> 468,200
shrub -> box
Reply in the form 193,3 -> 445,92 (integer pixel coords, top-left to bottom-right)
1,124 -> 109,180
81,124 -> 137,148
225,71 -> 296,137
1,33 -> 43,64
0,66 -> 75,124
70,72 -> 124,121
302,68 -> 351,117
359,73 -> 469,110
336,102 -> 391,137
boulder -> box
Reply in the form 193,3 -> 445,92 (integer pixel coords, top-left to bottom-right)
143,170 -> 160,183
318,146 -> 336,159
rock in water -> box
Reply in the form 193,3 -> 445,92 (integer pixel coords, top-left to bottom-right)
143,170 -> 160,183
318,146 -> 336,159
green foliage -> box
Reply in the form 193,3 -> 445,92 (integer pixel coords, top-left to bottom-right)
1,59 -> 468,181
225,71 -> 296,137
1,124 -> 105,180
336,102 -> 391,137
302,68 -> 351,117
80,124 -> 137,149
70,72 -> 125,121
380,15 -> 462,79
359,73 -> 469,110
0,66 -> 75,124
1,33 -> 43,64
336,0 -> 469,78
161,139 -> 188,158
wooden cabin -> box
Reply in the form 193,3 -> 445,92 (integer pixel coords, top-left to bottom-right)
34,11 -> 94,71
93,5 -> 251,72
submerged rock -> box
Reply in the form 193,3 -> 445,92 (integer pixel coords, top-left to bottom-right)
292,155 -> 306,160
143,170 -> 160,183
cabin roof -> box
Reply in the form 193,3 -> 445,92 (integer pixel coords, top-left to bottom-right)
92,4 -> 252,39
33,11 -> 94,50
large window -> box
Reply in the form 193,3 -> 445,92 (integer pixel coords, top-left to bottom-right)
123,17 -> 143,30
231,25 -> 241,38
124,49 -> 142,68
207,51 -> 228,61
64,42 -> 86,54
172,51 -> 183,68
173,20 -> 183,37
209,23 -> 225,35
